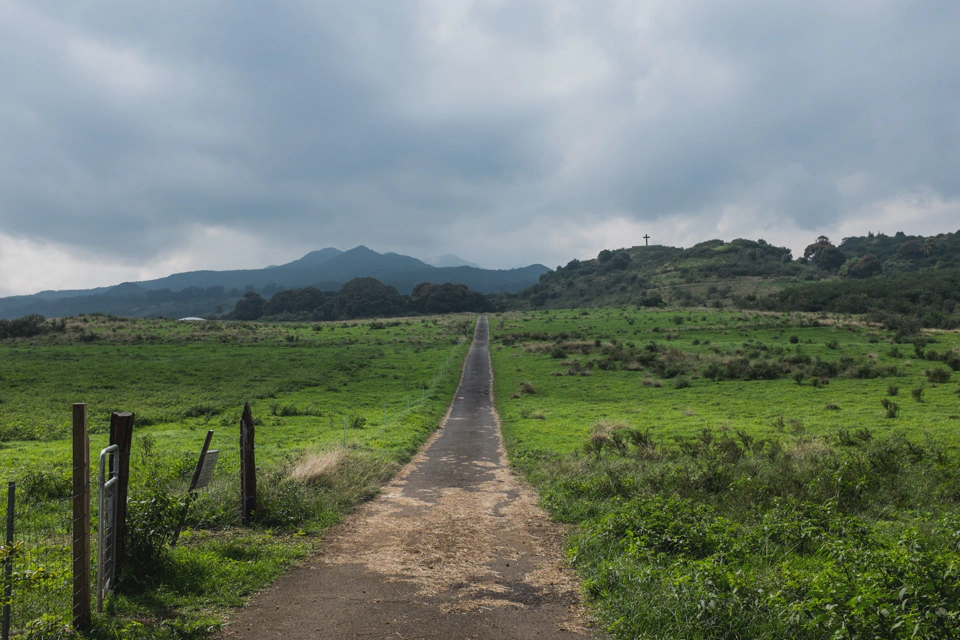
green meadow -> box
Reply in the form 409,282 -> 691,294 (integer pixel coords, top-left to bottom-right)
490,307 -> 960,639
0,314 -> 473,638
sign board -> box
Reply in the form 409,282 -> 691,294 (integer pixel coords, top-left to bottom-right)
193,450 -> 219,490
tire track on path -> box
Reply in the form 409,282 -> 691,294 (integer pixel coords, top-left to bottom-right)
220,316 -> 592,639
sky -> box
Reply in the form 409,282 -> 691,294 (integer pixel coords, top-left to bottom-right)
1,1 -> 959,297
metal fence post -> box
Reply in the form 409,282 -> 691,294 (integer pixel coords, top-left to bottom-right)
2,482 -> 14,640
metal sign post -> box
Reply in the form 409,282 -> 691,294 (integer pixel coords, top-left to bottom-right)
97,445 -> 120,612
172,431 -> 217,547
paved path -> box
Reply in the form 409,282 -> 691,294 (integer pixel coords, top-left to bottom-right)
220,316 -> 591,639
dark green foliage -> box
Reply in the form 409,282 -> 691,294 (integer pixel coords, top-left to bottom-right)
847,252 -> 883,278
757,266 -> 960,330
231,291 -> 266,320
881,398 -> 900,418
409,282 -> 493,315
332,277 -> 406,319
927,368 -> 952,383
838,230 -> 960,271
0,314 -> 65,339
804,236 -> 847,271
125,485 -> 184,575
262,286 -> 325,316
21,468 -> 72,502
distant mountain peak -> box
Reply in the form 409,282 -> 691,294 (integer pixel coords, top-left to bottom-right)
426,254 -> 481,269
277,247 -> 343,269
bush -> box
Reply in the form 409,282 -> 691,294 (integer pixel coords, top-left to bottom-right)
927,368 -> 952,383
124,486 -> 184,576
881,398 -> 900,418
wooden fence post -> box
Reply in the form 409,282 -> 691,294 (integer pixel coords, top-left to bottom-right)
240,403 -> 256,525
3,482 -> 14,640
109,412 -> 134,578
72,403 -> 91,632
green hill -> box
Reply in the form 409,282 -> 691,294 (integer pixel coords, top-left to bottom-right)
499,230 -> 960,331
499,238 -> 816,310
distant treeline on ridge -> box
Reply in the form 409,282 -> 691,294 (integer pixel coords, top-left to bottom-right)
229,278 -> 494,321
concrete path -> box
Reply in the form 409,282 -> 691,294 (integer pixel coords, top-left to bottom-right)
220,316 -> 591,639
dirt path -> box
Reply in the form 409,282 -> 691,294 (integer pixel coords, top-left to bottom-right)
220,316 -> 592,639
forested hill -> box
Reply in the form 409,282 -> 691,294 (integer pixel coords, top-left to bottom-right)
0,245 -> 548,319
498,238 -> 815,309
499,230 -> 960,331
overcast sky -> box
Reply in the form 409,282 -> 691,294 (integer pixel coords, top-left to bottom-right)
1,1 -> 958,296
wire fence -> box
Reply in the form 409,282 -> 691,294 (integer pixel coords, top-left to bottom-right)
1,474 -> 78,635
0,336 -> 470,634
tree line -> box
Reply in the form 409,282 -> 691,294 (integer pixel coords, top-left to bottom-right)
228,277 -> 493,321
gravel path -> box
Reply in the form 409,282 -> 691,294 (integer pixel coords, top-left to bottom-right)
220,316 -> 592,639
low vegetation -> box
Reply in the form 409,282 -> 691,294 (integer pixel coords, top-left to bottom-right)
0,314 -> 473,637
491,307 -> 960,639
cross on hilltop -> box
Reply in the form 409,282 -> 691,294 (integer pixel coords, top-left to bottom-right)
643,234 -> 650,246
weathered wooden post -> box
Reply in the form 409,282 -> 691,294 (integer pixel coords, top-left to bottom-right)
109,412 -> 134,577
240,403 -> 256,525
3,482 -> 14,640
72,403 -> 91,632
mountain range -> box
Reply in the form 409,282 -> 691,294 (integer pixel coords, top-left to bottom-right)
0,246 -> 548,319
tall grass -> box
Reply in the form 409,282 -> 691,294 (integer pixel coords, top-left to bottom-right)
512,428 -> 960,639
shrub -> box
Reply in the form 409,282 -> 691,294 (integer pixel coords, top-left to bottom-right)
789,335 -> 800,344
887,385 -> 899,396
125,486 -> 184,576
673,376 -> 691,389
881,398 -> 900,418
927,368 -> 952,383
912,387 -> 925,402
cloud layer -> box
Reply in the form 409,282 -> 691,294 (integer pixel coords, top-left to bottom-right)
1,0 -> 958,295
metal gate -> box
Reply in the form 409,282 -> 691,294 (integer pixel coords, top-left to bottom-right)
97,445 -> 119,611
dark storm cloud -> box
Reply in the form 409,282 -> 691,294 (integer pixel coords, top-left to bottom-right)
0,0 -> 958,284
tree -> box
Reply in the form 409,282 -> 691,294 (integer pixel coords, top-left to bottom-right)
804,236 -> 845,271
848,253 -> 882,279
231,291 -> 266,320
263,287 -> 325,316
333,278 -> 405,320
410,282 -> 493,314
896,240 -> 924,261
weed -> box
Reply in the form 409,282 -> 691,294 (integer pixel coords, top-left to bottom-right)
881,398 -> 900,418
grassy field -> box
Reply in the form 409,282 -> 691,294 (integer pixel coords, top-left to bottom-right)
490,307 -> 960,639
0,314 -> 474,638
